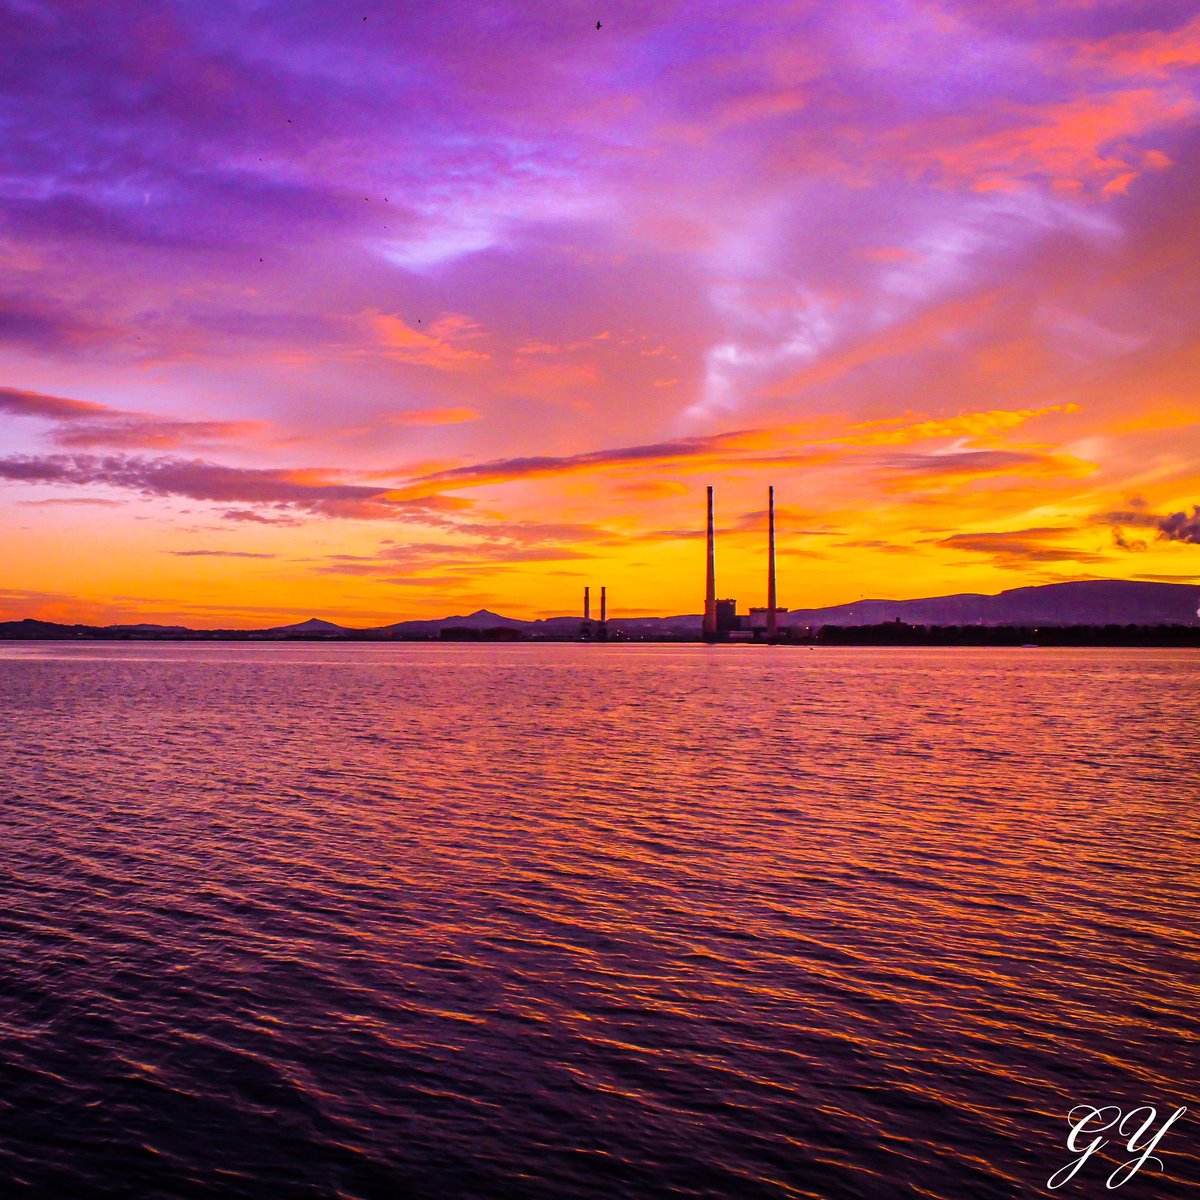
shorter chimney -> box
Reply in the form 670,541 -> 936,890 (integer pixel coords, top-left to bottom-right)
584,586 -> 591,620
600,586 -> 607,622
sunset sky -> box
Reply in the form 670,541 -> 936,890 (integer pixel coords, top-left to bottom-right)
2,0 -> 1199,626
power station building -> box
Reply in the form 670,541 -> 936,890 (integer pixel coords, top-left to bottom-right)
579,585 -> 608,640
704,484 -> 789,642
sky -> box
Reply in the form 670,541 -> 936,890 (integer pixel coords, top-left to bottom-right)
1,0 -> 1199,626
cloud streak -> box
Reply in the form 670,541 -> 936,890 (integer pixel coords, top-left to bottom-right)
1,385 -> 265,450
0,453 -> 400,517
938,528 -> 1111,567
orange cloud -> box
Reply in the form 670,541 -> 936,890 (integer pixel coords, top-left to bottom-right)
848,404 -> 1082,448
1079,13 -> 1200,79
388,406 -> 483,426
908,88 -> 1195,195
368,311 -> 490,371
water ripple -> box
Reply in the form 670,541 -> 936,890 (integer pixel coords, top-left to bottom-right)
0,644 -> 1196,1198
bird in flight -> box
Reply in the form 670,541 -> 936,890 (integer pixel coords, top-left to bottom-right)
596,20 -> 601,29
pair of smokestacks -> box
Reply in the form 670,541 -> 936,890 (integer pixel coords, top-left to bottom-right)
703,485 -> 777,640
583,586 -> 607,622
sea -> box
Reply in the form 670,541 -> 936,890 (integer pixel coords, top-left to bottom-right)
1,643 -> 1196,1199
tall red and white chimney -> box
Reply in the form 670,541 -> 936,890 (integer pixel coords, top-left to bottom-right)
703,486 -> 717,639
767,485 -> 778,641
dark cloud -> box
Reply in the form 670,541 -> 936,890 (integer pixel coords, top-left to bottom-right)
419,441 -> 708,481
0,297 -> 113,353
412,432 -> 754,491
0,452 -> 394,515
1157,505 -> 1200,545
1101,501 -> 1200,547
1111,527 -> 1148,551
0,451 -> 494,523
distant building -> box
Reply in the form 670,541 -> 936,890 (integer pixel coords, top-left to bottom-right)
747,606 -> 788,631
441,625 -> 523,641
716,599 -> 739,635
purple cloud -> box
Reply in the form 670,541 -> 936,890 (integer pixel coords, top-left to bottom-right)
1105,501 -> 1200,546
1,385 -> 265,449
0,453 -> 392,515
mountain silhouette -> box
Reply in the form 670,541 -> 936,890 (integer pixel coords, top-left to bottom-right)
1,580 -> 1196,640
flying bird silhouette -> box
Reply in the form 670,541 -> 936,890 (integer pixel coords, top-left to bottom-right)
596,20 -> 602,29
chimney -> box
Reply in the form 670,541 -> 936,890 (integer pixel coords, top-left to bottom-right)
600,586 -> 607,623
703,485 -> 717,639
584,586 -> 591,621
767,485 -> 778,641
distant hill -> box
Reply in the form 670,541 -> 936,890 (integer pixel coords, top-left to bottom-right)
262,618 -> 352,638
0,618 -> 101,639
780,580 -> 1200,628
108,623 -> 195,634
378,608 -> 530,637
1,580 -> 1196,640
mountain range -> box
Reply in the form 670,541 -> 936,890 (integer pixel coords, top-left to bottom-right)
1,580 -> 1197,640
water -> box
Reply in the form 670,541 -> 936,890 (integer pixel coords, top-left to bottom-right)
0,643 -> 1196,1199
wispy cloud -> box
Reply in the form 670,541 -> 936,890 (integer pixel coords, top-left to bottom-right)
368,312 -> 490,371
938,527 -> 1111,567
1,385 -> 265,450
0,453 -> 399,517
169,549 -> 276,559
387,406 -> 483,426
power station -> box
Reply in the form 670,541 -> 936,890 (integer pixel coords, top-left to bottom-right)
575,484 -> 785,643
704,484 -> 788,643
579,585 -> 608,640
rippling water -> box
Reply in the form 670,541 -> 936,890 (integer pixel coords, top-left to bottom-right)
1,643 -> 1196,1199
